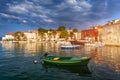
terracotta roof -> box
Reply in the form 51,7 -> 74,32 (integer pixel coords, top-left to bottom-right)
7,32 -> 14,35
31,30 -> 38,33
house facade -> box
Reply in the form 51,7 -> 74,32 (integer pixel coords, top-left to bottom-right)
24,30 -> 38,42
2,32 -> 14,41
80,27 -> 98,43
98,19 -> 120,46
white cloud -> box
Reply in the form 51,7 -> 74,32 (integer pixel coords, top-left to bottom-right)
22,20 -> 27,23
9,4 -> 28,14
0,13 -> 9,17
44,18 -> 54,23
67,0 -> 77,5
31,13 -> 38,17
73,6 -> 83,11
8,0 -> 52,18
39,15 -> 48,18
30,12 -> 54,23
0,13 -> 21,20
33,0 -> 53,5
80,1 -> 92,9
8,0 -> 34,14
0,13 -> 29,24
31,13 -> 47,18
66,0 -> 92,12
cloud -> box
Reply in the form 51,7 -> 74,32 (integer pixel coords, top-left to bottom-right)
0,0 -> 120,31
44,19 -> 54,23
67,0 -> 77,5
0,13 -> 11,17
0,13 -> 21,20
8,0 -> 52,15
8,1 -> 34,14
9,5 -> 28,14
66,0 -> 92,12
22,20 -> 27,23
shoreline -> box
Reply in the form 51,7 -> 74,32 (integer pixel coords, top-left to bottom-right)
1,40 -> 120,47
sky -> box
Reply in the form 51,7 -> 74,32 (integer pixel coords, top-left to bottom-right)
0,0 -> 120,36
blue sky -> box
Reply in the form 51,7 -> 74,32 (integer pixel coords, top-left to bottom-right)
0,0 -> 120,36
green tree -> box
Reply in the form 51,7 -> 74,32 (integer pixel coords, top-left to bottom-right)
57,26 -> 68,39
72,28 -> 78,40
57,26 -> 66,31
52,30 -> 57,38
14,31 -> 24,41
48,29 -> 57,41
38,27 -> 47,35
69,32 -> 74,38
73,28 -> 78,32
68,28 -> 78,40
60,30 -> 68,39
38,27 -> 47,41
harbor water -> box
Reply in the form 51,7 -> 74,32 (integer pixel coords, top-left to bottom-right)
0,41 -> 120,80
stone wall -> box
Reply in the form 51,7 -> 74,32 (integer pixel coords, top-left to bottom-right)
98,24 -> 120,46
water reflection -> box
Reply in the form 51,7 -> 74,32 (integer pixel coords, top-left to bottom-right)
0,42 -> 61,57
1,42 -> 86,57
0,42 -> 120,80
42,63 -> 91,77
89,46 -> 120,80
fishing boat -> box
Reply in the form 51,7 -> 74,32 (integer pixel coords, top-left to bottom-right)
42,56 -> 91,67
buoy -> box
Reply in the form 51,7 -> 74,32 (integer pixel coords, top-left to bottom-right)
34,60 -> 38,64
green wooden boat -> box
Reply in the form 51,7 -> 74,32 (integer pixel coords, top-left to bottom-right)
42,56 -> 91,67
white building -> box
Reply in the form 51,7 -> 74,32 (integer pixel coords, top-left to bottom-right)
2,33 -> 14,41
24,31 -> 37,42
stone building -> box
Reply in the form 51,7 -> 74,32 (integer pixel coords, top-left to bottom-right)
98,19 -> 120,46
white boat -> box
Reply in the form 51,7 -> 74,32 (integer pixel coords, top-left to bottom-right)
61,41 -> 80,49
85,42 -> 105,47
61,45 -> 80,49
56,41 -> 66,45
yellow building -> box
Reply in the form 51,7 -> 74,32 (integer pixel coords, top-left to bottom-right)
99,19 -> 120,46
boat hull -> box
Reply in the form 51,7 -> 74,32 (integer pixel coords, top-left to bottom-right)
61,45 -> 80,49
42,56 -> 91,67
